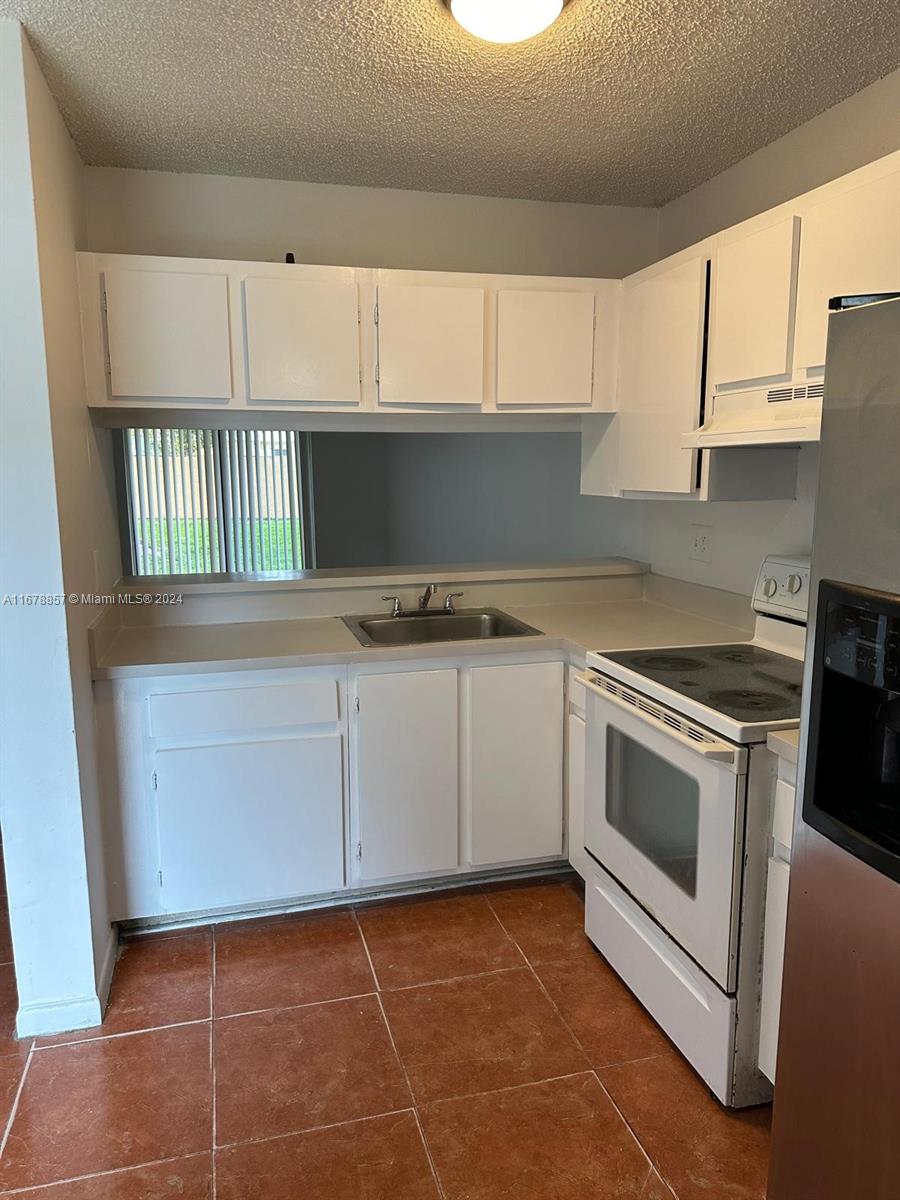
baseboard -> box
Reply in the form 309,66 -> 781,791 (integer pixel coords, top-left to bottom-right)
16,992 -> 103,1039
95,924 -> 118,1013
120,860 -> 574,937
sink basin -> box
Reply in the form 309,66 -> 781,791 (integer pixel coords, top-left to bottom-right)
342,607 -> 543,648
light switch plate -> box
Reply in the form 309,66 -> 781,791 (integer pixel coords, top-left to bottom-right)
690,524 -> 713,563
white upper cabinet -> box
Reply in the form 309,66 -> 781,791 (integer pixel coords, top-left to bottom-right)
496,289 -> 595,407
376,283 -> 485,405
616,252 -> 709,494
713,216 -> 800,387
244,274 -> 361,403
103,269 -> 233,399
794,169 -> 900,371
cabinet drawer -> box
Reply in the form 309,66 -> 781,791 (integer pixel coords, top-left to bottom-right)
149,680 -> 339,738
773,778 -> 795,854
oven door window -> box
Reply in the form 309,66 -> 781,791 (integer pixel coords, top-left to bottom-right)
606,725 -> 700,897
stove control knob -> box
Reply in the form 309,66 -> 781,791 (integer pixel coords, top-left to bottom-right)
763,577 -> 778,598
787,574 -> 803,594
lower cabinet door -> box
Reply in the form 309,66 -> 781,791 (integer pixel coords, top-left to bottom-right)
759,856 -> 791,1082
154,735 -> 344,913
468,662 -> 564,865
355,669 -> 459,882
567,712 -> 588,879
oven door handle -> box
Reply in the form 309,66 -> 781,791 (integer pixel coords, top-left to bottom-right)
577,672 -> 746,770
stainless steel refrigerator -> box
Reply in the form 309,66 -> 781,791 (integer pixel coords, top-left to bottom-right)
768,294 -> 900,1199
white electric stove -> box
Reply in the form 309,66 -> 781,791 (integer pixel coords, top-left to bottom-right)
579,555 -> 809,1108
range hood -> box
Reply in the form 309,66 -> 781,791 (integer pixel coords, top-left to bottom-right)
683,382 -> 823,448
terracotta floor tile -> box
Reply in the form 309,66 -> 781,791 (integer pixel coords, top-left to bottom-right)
38,932 -> 212,1047
420,1072 -> 651,1199
382,967 -> 587,1103
11,1154 -> 213,1198
214,994 -> 411,1145
0,1024 -> 212,1191
486,881 -> 596,965
216,1111 -> 438,1199
214,910 -> 374,1016
535,956 -> 673,1067
599,1052 -> 772,1200
356,894 -> 522,989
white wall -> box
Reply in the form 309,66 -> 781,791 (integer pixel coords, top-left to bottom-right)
0,22 -> 118,1035
81,167 -> 660,279
658,70 -> 900,256
374,433 -> 816,596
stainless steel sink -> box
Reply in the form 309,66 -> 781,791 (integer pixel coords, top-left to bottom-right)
342,607 -> 543,648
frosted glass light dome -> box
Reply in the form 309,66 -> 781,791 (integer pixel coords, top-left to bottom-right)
448,0 -> 565,44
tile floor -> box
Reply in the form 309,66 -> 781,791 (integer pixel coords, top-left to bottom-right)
0,875 -> 773,1198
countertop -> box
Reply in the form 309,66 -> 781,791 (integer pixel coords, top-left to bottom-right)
767,728 -> 801,764
92,599 -> 753,680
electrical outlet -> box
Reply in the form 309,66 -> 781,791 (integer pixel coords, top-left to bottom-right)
690,524 -> 713,563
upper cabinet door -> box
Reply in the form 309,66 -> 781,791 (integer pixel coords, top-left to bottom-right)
496,289 -> 595,407
713,216 -> 800,387
244,275 -> 361,404
376,284 -> 485,405
795,170 -> 900,371
617,254 -> 708,494
104,269 -> 232,399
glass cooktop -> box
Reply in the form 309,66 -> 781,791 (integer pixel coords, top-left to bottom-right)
601,643 -> 804,723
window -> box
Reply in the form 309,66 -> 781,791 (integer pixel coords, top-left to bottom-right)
119,428 -> 313,576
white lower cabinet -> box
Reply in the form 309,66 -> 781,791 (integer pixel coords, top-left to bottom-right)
351,656 -> 566,886
155,735 -> 344,913
353,668 -> 460,882
100,655 -> 568,922
467,662 -> 564,865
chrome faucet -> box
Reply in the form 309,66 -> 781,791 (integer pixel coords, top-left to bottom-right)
418,583 -> 438,610
443,592 -> 464,614
381,595 -> 402,617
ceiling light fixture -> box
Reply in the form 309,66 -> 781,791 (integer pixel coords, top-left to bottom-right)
447,0 -> 565,44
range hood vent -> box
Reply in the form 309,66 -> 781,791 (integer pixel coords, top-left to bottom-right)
683,383 -> 822,449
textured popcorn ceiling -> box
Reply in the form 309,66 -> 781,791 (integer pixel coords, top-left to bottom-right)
4,0 -> 899,205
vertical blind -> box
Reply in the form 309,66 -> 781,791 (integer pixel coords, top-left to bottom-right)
124,428 -> 308,575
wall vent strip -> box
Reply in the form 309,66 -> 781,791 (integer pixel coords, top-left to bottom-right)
598,677 -> 717,745
767,383 -> 824,404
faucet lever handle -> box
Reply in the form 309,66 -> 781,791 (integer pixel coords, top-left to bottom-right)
381,595 -> 402,617
444,592 -> 465,613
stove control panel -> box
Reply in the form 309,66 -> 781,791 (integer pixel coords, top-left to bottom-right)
752,555 -> 811,621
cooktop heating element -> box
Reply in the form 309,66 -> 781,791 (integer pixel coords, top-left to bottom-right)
601,643 -> 804,723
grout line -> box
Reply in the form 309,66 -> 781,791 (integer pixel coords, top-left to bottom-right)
411,1107 -> 446,1200
0,1044 -> 33,1159
413,1069 -> 595,1111
213,1105 -> 415,1153
481,895 -> 530,966
381,964 -> 526,993
31,1017 -> 210,1051
215,990 -> 379,1022
372,986 -> 448,1197
0,1151 -> 211,1196
351,909 -> 382,991
210,928 -> 217,1199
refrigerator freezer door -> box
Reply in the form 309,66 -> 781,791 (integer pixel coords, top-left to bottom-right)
769,297 -> 900,1200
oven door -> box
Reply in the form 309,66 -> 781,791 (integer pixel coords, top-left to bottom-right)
581,672 -> 748,991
